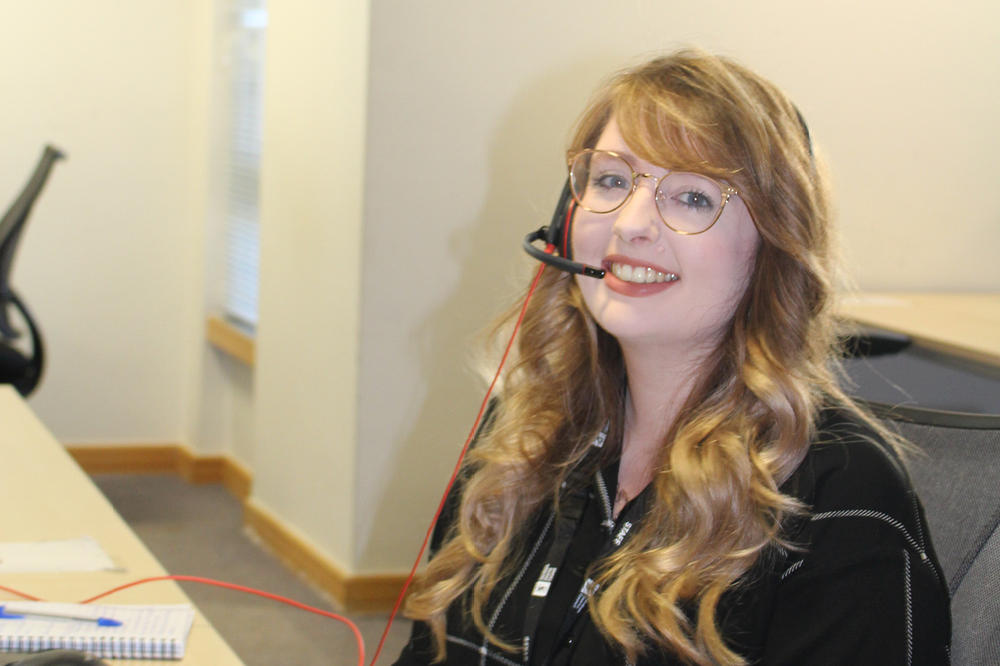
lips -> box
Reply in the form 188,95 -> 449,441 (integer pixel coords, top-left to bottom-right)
601,255 -> 680,297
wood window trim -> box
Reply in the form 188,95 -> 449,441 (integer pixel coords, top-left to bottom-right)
206,315 -> 255,367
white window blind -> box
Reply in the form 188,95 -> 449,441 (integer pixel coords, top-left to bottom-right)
225,1 -> 267,328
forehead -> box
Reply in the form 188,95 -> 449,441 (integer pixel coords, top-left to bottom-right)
593,118 -> 667,174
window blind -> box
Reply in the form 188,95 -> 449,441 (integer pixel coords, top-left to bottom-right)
224,2 -> 267,328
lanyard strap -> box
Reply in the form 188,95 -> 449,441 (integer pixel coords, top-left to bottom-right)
520,425 -> 607,665
521,484 -> 589,664
543,487 -> 648,665
521,436 -> 650,665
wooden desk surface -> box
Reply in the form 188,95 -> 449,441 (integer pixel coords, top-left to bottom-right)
837,292 -> 1000,369
0,387 -> 244,665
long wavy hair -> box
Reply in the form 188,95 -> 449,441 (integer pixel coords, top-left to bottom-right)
406,48 -> 865,666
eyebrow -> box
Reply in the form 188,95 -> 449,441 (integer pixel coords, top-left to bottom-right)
612,149 -> 668,175
606,146 -> 641,164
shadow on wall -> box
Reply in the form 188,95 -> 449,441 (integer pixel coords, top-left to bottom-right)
359,58 -> 616,568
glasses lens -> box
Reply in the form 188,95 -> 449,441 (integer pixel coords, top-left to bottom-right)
655,172 -> 725,233
569,151 -> 633,213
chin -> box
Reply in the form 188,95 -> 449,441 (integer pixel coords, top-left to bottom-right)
594,318 -> 678,346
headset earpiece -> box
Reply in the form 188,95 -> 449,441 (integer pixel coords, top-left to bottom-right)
545,180 -> 575,257
522,179 -> 604,279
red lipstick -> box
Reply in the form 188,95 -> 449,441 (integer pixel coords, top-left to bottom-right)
602,256 -> 679,297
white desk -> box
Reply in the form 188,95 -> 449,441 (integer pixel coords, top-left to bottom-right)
0,387 -> 244,665
838,292 -> 1000,370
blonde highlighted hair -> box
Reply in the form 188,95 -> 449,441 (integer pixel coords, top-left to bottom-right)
406,48 -> 864,665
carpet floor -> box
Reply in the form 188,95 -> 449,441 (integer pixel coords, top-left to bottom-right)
92,473 -> 412,666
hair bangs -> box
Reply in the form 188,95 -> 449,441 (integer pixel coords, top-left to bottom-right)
616,95 -> 742,180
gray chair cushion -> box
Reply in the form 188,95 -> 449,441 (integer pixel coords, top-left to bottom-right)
878,413 -> 1000,666
950,526 -> 1000,666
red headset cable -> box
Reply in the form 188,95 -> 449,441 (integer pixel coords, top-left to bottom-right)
0,584 -> 40,601
366,259 -> 548,666
80,576 -> 365,666
0,258 -> 552,666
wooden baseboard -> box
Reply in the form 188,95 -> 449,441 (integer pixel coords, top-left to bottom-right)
68,444 -> 405,611
66,445 -> 182,475
219,457 -> 253,500
65,444 -> 253,500
244,499 -> 408,612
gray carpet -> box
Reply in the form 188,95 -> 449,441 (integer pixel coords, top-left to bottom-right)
92,474 -> 412,666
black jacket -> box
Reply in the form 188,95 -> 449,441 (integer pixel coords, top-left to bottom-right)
394,408 -> 951,665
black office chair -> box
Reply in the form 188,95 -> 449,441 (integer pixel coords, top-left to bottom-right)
840,327 -> 912,358
867,401 -> 1000,666
0,145 -> 65,396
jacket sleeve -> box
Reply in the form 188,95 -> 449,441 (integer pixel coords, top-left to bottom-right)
763,424 -> 951,665
763,542 -> 950,665
390,399 -> 502,666
389,476 -> 463,666
389,457 -> 467,666
392,621 -> 439,666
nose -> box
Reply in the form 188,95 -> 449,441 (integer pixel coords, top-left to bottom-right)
612,174 -> 661,245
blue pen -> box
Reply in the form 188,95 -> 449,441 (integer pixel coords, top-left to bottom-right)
0,604 -> 122,627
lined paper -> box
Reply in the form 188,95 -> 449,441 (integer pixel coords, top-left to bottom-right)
0,603 -> 195,660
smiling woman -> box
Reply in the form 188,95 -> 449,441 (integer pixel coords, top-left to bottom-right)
572,119 -> 760,352
394,49 -> 951,666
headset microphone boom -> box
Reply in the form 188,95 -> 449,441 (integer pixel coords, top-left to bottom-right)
522,181 -> 606,279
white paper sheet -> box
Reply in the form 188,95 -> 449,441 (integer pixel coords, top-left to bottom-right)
0,536 -> 117,573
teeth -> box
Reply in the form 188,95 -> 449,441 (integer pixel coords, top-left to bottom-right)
611,262 -> 678,285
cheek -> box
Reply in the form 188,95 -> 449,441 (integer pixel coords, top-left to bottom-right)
725,238 -> 759,288
733,226 -> 761,292
569,213 -> 608,263
694,226 -> 760,309
718,210 -> 760,293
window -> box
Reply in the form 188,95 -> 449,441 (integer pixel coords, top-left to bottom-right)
224,1 -> 267,328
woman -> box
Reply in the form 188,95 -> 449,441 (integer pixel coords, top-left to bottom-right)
394,49 -> 950,666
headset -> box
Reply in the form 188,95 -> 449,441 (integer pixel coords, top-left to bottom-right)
523,104 -> 813,279
522,181 -> 606,279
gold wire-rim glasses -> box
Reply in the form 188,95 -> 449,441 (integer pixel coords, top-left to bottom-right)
567,149 -> 740,236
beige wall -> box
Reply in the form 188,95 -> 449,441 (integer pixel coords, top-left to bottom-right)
1,1 -> 997,577
0,1 -> 213,444
253,0 -> 371,567
353,0 -> 1000,571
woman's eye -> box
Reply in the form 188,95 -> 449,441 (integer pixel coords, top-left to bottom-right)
592,173 -> 631,191
677,190 -> 715,210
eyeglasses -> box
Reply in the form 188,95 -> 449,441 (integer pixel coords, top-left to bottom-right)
568,149 -> 739,235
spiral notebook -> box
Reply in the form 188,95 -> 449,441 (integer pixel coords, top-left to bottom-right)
0,602 -> 195,660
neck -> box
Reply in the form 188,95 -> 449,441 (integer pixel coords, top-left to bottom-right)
615,339 -> 713,499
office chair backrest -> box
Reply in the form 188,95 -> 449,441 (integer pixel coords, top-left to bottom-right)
869,402 -> 1000,666
0,145 -> 64,338
0,145 -> 65,396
